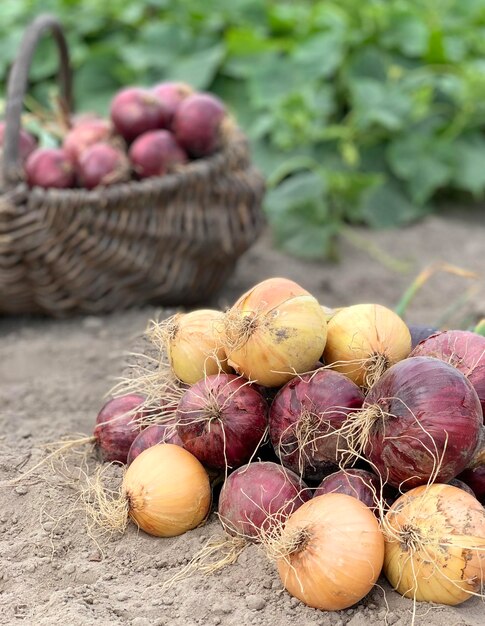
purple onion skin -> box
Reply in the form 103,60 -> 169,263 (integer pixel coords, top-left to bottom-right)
151,82 -> 192,126
313,469 -> 380,510
408,324 -> 439,350
0,121 -> 37,161
173,93 -> 226,158
93,394 -> 146,463
25,148 -> 75,189
269,369 -> 364,481
457,467 -> 485,504
218,462 -> 311,539
176,374 -> 268,470
411,330 -> 485,421
127,423 -> 183,465
448,477 -> 476,498
129,130 -> 187,178
364,356 -> 482,489
110,87 -> 170,142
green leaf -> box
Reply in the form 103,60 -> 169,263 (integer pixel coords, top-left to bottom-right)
349,79 -> 412,132
451,135 -> 485,196
292,32 -> 344,79
380,13 -> 428,58
164,45 -> 225,90
360,180 -> 427,228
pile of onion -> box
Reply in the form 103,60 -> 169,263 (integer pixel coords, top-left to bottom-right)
411,329 -> 485,418
269,493 -> 384,610
176,373 -> 267,470
324,303 -> 411,387
127,422 -> 184,465
384,484 -> 485,605
269,369 -> 364,481
313,468 -> 383,512
222,278 -> 327,387
340,356 -> 482,488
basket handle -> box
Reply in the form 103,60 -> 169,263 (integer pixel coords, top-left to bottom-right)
3,14 -> 72,186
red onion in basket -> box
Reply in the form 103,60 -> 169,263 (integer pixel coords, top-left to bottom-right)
127,422 -> 183,465
93,394 -> 146,463
173,93 -> 226,158
63,118 -> 112,163
151,81 -> 193,126
350,356 -> 482,489
313,469 -> 381,511
129,130 -> 187,178
110,87 -> 170,142
77,142 -> 130,189
0,121 -> 37,161
269,369 -> 364,481
411,329 -> 485,420
176,374 -> 267,470
218,462 -> 311,539
25,148 -> 75,189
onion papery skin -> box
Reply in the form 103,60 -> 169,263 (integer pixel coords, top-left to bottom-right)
276,494 -> 384,610
218,462 -> 311,539
93,394 -> 146,463
362,356 -> 482,489
448,478 -> 476,497
408,324 -> 439,350
313,469 -> 381,511
269,369 -> 364,481
123,444 -> 211,537
176,374 -> 268,470
223,278 -> 327,387
457,467 -> 485,504
324,303 -> 412,387
384,484 -> 485,605
411,329 -> 485,420
127,423 -> 184,465
167,309 -> 230,384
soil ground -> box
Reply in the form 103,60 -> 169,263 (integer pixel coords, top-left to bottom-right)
1,209 -> 485,626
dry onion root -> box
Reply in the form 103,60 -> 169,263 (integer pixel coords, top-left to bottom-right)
85,443 -> 211,538
263,493 -> 384,610
383,483 -> 485,606
323,303 -> 411,388
222,277 -> 328,387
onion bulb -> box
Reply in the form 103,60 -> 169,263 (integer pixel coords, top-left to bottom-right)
222,278 -> 327,387
324,303 -> 411,387
272,494 -> 384,610
384,484 -> 485,605
122,444 -> 211,537
149,309 -> 230,384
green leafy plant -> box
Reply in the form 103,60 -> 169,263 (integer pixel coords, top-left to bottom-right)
2,0 -> 485,258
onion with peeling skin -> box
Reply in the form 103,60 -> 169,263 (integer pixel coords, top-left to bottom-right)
127,422 -> 184,465
77,142 -> 130,189
269,369 -> 364,481
384,484 -> 485,605
218,462 -> 311,539
176,374 -> 268,470
343,356 -> 483,489
411,329 -> 485,420
222,277 -> 328,388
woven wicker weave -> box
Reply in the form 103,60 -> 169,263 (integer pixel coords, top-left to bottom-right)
0,15 -> 265,316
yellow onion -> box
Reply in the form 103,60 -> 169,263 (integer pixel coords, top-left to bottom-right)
154,309 -> 230,384
323,303 -> 411,387
222,277 -> 327,387
123,443 -> 211,537
273,493 -> 384,610
384,484 -> 485,605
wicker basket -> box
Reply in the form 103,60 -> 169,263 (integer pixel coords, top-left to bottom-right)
0,15 -> 265,316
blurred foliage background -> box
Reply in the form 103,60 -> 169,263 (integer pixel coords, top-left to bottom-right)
2,0 -> 485,258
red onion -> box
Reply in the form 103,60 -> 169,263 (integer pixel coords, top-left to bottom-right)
269,369 -> 364,481
25,148 -> 75,189
151,81 -> 193,125
313,469 -> 381,512
127,422 -> 183,465
356,356 -> 482,489
77,142 -> 130,189
173,93 -> 226,157
411,330 -> 485,420
176,374 -> 267,470
110,87 -> 170,142
407,324 -> 438,350
63,118 -> 112,162
129,130 -> 187,178
93,394 -> 146,463
0,121 -> 37,161
218,462 -> 311,539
